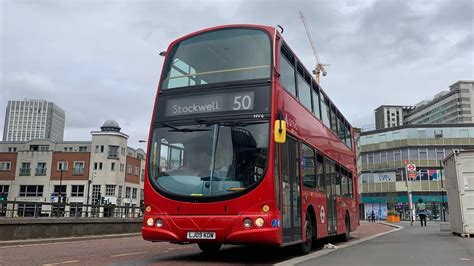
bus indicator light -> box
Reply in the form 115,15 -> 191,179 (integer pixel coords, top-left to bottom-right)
145,205 -> 152,213
262,205 -> 270,213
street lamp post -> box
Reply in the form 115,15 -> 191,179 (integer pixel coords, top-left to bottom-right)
57,167 -> 64,218
85,171 -> 96,217
440,160 -> 446,222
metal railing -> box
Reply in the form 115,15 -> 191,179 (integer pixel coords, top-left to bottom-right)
35,168 -> 47,176
19,168 -> 31,176
72,169 -> 84,175
0,201 -> 143,219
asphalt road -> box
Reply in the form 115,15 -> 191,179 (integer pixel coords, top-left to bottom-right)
298,221 -> 474,266
0,222 -> 393,265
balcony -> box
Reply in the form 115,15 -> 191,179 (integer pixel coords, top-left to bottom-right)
19,168 -> 31,176
108,153 -> 119,159
73,168 -> 84,175
35,168 -> 47,176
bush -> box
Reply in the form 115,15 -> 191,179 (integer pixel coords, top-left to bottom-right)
387,210 -> 399,216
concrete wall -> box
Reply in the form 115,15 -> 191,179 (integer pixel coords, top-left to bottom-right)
0,218 -> 142,241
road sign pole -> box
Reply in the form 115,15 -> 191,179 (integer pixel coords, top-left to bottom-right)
406,166 -> 413,226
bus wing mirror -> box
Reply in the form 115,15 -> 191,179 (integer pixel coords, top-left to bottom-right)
274,119 -> 286,143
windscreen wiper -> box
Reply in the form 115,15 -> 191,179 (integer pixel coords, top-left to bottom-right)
161,122 -> 210,132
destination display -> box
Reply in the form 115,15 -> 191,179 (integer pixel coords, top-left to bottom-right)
164,91 -> 255,117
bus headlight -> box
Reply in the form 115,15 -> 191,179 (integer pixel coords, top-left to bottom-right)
156,218 -> 163,228
243,218 -> 252,228
255,217 -> 264,227
146,218 -> 154,227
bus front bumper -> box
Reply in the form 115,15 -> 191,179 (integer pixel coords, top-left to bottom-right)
142,214 -> 281,245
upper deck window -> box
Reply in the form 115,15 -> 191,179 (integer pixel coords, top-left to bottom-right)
162,28 -> 271,90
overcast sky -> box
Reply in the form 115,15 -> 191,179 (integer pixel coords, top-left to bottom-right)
1,0 -> 472,148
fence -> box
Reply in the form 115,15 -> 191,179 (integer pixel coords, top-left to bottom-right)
0,201 -> 143,219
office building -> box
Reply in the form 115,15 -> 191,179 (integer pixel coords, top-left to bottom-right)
357,123 -> 474,221
373,80 -> 474,129
3,99 -> 65,142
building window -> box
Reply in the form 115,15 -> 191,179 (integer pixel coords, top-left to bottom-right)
19,185 -> 44,197
95,145 -> 99,153
57,161 -> 68,171
132,188 -> 137,199
20,162 -> 31,175
64,147 -> 68,152
53,185 -> 67,198
120,163 -> 124,172
141,169 -> 145,182
73,162 -> 84,175
0,162 -> 11,171
71,185 -> 85,197
134,166 -> 139,176
121,147 -> 125,155
0,185 -> 9,200
105,185 -> 116,196
79,146 -> 87,152
125,187 -> 131,198
111,162 -> 115,171
92,185 -> 101,203
94,162 -> 98,170
94,162 -> 103,170
35,162 -> 47,176
127,165 -> 133,174
108,145 -> 119,159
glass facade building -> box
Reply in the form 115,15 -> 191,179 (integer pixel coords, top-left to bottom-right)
357,124 -> 474,221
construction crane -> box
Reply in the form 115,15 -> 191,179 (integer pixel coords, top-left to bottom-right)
299,11 -> 330,84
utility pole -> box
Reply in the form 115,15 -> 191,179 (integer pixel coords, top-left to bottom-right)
440,160 -> 446,222
405,165 -> 414,226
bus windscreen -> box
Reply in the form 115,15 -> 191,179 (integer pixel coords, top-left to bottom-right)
161,28 -> 271,90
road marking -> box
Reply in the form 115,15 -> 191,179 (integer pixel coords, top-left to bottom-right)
43,260 -> 80,265
110,251 -> 148,257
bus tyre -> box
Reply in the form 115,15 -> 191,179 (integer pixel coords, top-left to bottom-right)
342,215 -> 350,242
198,243 -> 222,253
299,214 -> 313,255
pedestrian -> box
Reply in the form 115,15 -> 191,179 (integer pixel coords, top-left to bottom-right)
371,210 -> 376,223
416,198 -> 427,227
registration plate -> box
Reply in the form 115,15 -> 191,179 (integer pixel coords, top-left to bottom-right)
187,231 -> 216,239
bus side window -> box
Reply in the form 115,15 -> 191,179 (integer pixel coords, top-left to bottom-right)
316,153 -> 324,192
348,173 -> 353,198
335,165 -> 342,196
312,84 -> 321,119
319,94 -> 331,129
279,45 -> 297,97
301,143 -> 316,189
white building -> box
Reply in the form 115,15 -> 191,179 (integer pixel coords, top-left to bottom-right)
3,99 -> 65,142
0,120 -> 145,217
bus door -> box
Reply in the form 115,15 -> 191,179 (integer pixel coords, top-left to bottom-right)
281,136 -> 302,243
325,159 -> 337,235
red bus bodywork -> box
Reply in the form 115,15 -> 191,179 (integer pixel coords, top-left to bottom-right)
142,24 -> 358,247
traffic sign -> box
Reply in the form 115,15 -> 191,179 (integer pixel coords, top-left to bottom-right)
408,172 -> 417,179
403,160 -> 409,165
407,164 -> 416,171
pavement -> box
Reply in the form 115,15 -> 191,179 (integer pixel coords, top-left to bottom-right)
296,221 -> 474,266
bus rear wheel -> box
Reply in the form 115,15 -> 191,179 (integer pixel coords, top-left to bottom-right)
341,215 -> 350,242
299,213 -> 313,255
198,243 -> 222,253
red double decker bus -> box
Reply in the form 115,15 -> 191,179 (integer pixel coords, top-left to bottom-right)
143,24 -> 358,254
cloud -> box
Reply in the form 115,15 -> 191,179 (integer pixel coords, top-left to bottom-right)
0,0 -> 472,145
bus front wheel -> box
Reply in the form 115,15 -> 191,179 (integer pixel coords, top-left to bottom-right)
198,243 -> 222,253
299,213 -> 313,255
